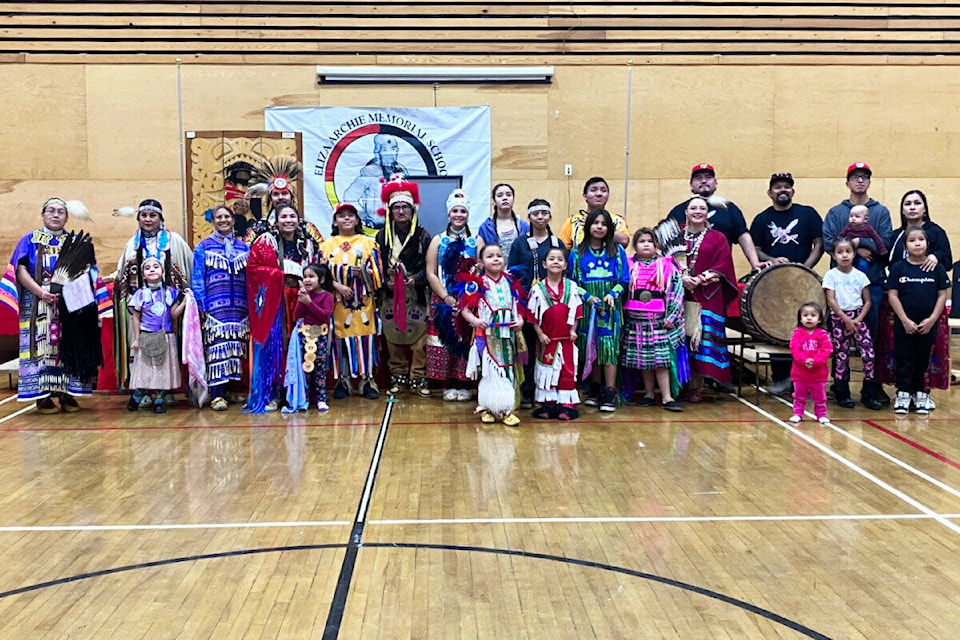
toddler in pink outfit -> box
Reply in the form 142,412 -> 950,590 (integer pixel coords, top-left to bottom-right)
789,302 -> 833,424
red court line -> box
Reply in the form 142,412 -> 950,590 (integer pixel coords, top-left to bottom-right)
390,418 -> 777,426
863,419 -> 960,472
0,421 -> 380,433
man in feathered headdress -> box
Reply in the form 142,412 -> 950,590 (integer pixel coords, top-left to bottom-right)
374,175 -> 432,396
247,155 -> 301,225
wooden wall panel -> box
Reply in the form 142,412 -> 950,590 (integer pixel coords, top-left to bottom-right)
85,66 -> 181,180
0,66 -> 88,179
1,62 -> 960,282
0,179 -> 183,276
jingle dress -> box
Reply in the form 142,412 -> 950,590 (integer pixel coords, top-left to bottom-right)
622,256 -> 685,371
0,229 -> 111,401
527,278 -> 583,405
569,244 -> 630,367
191,233 -> 249,393
320,234 -> 383,380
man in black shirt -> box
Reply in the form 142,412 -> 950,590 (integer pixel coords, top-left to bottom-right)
749,173 -> 825,396
668,163 -> 762,270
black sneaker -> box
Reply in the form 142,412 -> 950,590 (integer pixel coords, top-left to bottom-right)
599,387 -> 617,412
127,395 -> 140,411
662,400 -> 684,412
837,397 -> 856,409
583,382 -> 601,407
362,382 -> 380,400
333,383 -> 350,400
153,401 -> 166,414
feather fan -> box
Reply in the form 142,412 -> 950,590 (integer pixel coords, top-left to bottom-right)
49,231 -> 96,294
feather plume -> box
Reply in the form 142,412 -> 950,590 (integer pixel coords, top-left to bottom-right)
65,200 -> 90,220
707,193 -> 728,210
112,206 -> 136,217
246,183 -> 269,198
49,231 -> 96,294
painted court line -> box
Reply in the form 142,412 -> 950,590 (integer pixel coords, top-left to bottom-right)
737,394 -> 960,536
369,514 -> 960,525
0,405 -> 34,425
3,513 -> 960,534
766,392 -> 960,501
0,421 -> 381,433
863,419 -> 960,472
0,394 -> 17,406
0,520 -> 351,533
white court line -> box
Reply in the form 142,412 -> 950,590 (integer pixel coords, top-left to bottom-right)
737,394 -> 960,536
763,389 -> 960,501
2,514 -> 959,533
370,514 -> 960,525
0,404 -> 34,425
0,520 -> 351,533
0,394 -> 18,406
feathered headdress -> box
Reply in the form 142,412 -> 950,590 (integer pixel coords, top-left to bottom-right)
380,174 -> 421,250
248,156 -> 301,204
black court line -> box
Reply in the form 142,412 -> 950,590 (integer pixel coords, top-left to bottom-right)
0,537 -> 831,638
365,542 -> 833,639
0,543 -> 348,600
321,399 -> 395,640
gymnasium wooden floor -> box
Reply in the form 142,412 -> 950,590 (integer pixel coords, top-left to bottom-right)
0,381 -> 959,639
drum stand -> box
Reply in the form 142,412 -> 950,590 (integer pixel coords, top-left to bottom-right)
726,328 -> 791,403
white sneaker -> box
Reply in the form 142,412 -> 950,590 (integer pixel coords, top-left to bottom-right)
443,388 -> 459,402
317,401 -> 329,412
818,416 -> 830,424
927,394 -> 937,411
788,414 -> 802,423
893,391 -> 911,415
914,392 -> 930,416
456,389 -> 473,402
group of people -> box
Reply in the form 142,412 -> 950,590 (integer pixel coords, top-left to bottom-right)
0,158 -> 951,424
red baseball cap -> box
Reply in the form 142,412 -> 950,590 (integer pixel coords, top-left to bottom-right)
690,163 -> 715,179
334,202 -> 358,216
846,162 -> 872,178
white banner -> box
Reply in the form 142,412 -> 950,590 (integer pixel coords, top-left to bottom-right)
265,106 -> 491,236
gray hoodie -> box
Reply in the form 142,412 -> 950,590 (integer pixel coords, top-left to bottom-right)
823,198 -> 893,285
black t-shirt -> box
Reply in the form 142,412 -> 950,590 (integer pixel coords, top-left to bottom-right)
668,198 -> 748,247
886,261 -> 949,322
749,204 -> 823,264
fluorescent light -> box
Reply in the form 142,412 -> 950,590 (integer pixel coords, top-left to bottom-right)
316,65 -> 554,84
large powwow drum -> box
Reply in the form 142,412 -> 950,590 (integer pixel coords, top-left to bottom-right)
739,263 -> 826,345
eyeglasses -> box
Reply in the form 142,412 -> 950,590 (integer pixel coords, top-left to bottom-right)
849,174 -> 871,182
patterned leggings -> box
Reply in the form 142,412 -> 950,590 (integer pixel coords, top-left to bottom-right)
829,309 -> 875,381
305,335 -> 330,404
